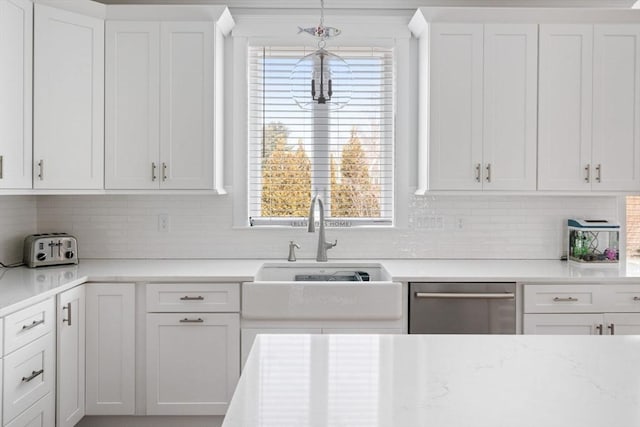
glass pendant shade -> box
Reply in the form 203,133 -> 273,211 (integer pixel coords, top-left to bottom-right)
290,47 -> 352,111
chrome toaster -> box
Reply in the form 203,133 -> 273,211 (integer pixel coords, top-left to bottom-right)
23,233 -> 78,268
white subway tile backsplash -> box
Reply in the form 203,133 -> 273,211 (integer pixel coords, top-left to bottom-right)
0,196 -> 37,264
28,193 -> 619,260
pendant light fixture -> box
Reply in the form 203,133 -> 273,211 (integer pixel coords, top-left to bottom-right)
290,0 -> 352,110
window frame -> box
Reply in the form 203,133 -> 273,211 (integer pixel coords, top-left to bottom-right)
231,12 -> 412,229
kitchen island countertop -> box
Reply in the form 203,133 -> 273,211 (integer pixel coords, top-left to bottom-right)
223,333 -> 640,427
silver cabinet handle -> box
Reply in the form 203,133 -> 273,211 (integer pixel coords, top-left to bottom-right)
22,319 -> 45,331
607,323 -> 615,335
485,163 -> 491,183
152,162 -> 157,182
37,160 -> 44,180
0,155 -> 3,179
584,164 -> 590,183
595,164 -> 601,182
553,297 -> 578,302
475,163 -> 481,182
22,369 -> 44,383
162,163 -> 167,181
180,296 -> 204,301
62,302 -> 72,325
596,324 -> 603,335
179,318 -> 204,323
415,292 -> 515,299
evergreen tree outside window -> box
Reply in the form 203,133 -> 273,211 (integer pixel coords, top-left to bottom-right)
248,46 -> 394,227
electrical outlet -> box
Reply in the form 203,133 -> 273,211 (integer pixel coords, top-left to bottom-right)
158,214 -> 170,232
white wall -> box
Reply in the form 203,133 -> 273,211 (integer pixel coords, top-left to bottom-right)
35,194 -> 617,260
0,196 -> 37,264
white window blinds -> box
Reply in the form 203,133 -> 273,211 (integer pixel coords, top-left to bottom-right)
248,46 -> 395,227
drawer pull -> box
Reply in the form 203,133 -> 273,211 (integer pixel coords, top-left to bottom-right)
22,369 -> 44,383
596,324 -> 603,335
180,318 -> 204,323
553,297 -> 578,302
180,296 -> 205,301
634,297 -> 640,301
21,319 -> 45,331
608,323 -> 615,335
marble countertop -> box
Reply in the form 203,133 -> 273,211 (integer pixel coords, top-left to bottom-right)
223,333 -> 640,427
0,258 -> 639,316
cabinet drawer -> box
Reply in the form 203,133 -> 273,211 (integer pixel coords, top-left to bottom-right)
146,283 -> 239,313
5,393 -> 54,427
4,332 -> 55,425
4,299 -> 54,355
523,284 -> 602,313
604,285 -> 640,312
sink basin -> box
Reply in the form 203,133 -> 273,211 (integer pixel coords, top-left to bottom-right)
254,262 -> 391,282
242,262 -> 401,320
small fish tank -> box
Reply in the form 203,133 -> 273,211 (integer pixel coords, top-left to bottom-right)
568,219 -> 620,265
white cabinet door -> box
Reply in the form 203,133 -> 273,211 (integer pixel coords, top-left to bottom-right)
429,23 -> 483,190
146,313 -> 239,415
604,313 -> 640,335
105,21 -> 160,190
85,283 -> 135,415
33,4 -> 104,189
0,0 -> 32,189
592,25 -> 640,191
538,25 -> 593,191
483,24 -> 537,191
159,22 -> 214,190
523,313 -> 602,335
56,286 -> 85,427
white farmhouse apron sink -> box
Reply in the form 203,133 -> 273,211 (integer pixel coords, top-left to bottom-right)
242,263 -> 402,320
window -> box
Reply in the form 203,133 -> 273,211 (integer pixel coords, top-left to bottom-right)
248,45 -> 395,227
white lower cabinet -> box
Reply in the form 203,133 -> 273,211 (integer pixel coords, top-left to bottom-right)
85,283 -> 135,415
3,332 -> 54,425
523,284 -> 640,335
146,313 -> 240,415
5,393 -> 53,427
56,286 -> 85,427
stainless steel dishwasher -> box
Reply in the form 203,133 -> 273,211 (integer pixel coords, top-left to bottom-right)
409,282 -> 517,334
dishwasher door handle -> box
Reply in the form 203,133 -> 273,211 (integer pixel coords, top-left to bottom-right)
414,292 -> 515,299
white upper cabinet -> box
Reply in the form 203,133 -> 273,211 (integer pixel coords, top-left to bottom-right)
538,25 -> 593,191
0,0 -> 32,189
592,25 -> 640,191
539,24 -> 640,192
160,22 -> 214,190
33,3 -> 104,189
483,24 -> 538,191
105,21 -> 161,189
105,6 -> 233,191
429,23 -> 484,190
427,23 -> 537,191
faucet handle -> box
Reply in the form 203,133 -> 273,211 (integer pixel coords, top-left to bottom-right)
288,241 -> 300,262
